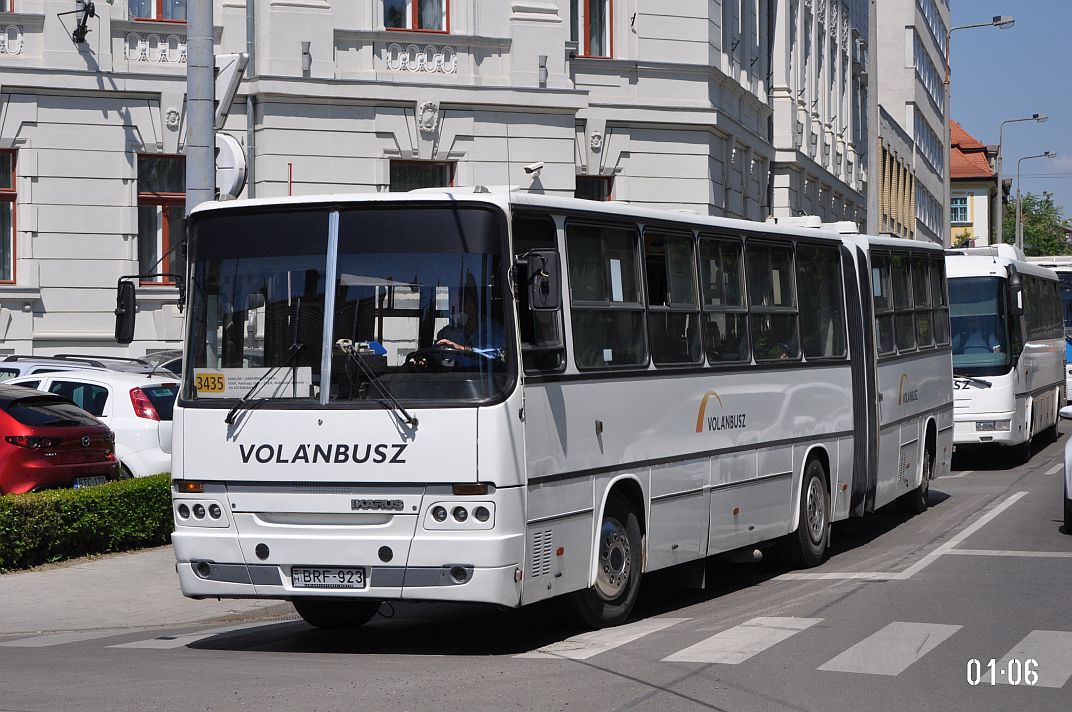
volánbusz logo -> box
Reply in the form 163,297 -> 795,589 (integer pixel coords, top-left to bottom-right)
238,443 -> 408,464
898,374 -> 919,405
695,390 -> 748,433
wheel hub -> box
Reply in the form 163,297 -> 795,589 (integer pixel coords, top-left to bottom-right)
594,517 -> 631,601
806,476 -> 826,542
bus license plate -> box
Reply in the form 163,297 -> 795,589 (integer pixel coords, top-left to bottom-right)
291,567 -> 366,589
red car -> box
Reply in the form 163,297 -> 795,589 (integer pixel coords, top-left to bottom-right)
0,383 -> 119,495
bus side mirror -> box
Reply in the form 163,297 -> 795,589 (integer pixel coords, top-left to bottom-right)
525,250 -> 560,311
1007,265 -> 1024,317
115,280 -> 136,344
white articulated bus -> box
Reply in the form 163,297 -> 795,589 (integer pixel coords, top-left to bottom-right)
946,245 -> 1063,459
116,191 -> 953,629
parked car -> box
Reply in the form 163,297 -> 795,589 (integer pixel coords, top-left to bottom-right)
138,349 -> 183,376
0,383 -> 119,495
0,354 -> 164,382
5,370 -> 179,478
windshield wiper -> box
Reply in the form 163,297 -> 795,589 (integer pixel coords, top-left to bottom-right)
953,373 -> 992,388
335,339 -> 419,430
224,342 -> 304,424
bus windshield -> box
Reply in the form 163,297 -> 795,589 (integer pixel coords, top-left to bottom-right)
185,204 -> 512,406
948,276 -> 1011,377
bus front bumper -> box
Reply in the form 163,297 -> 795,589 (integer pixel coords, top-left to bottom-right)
953,411 -> 1019,446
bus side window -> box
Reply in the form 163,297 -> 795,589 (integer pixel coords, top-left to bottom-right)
891,252 -> 916,353
747,242 -> 799,362
797,244 -> 847,360
911,254 -> 934,349
513,213 -> 565,372
566,222 -> 647,370
699,236 -> 748,363
931,256 -> 950,345
644,229 -> 701,365
871,252 -> 895,356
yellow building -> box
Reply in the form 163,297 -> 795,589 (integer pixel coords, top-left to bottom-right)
950,120 -> 1000,247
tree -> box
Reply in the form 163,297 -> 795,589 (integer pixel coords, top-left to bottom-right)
1001,193 -> 1072,256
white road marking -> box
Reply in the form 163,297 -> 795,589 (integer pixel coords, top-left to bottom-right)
943,470 -> 975,479
516,617 -> 689,660
108,621 -> 269,650
776,491 -> 1029,582
662,616 -> 822,664
1044,464 -> 1064,476
996,631 -> 1072,688
947,549 -> 1072,558
0,629 -> 128,647
817,622 -> 961,676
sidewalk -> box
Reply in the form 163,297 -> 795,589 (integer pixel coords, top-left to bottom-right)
0,546 -> 293,636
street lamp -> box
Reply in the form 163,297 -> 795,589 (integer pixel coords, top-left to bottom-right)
996,113 -> 1047,244
944,15 -> 1014,246
1016,151 -> 1056,252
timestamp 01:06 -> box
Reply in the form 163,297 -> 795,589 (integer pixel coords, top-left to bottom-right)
966,658 -> 1039,686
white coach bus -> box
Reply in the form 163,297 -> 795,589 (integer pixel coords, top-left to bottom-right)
946,245 -> 1063,459
115,191 -> 953,629
1026,255 -> 1072,402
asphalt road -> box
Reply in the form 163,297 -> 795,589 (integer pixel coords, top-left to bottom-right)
2,432 -> 1071,712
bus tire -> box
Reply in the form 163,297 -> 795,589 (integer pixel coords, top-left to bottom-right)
899,441 -> 933,516
784,458 -> 830,568
292,598 -> 381,629
572,494 -> 643,629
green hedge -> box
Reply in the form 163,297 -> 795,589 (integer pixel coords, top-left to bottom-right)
0,474 -> 172,572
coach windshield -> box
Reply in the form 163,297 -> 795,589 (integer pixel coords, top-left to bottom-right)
184,204 -> 513,408
948,276 -> 1012,377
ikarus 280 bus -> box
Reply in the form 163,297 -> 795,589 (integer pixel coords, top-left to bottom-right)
115,191 -> 954,629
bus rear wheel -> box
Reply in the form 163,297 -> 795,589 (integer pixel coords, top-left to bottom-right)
571,494 -> 643,629
292,598 -> 381,629
783,459 -> 830,568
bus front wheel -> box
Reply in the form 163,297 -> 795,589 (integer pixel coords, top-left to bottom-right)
292,598 -> 381,629
784,458 -> 830,568
572,494 -> 643,629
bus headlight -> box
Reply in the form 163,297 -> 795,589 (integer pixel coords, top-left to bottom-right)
976,420 -> 1011,431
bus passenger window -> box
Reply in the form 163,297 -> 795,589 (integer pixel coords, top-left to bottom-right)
892,252 -> 916,352
930,256 -> 950,345
797,244 -> 847,359
747,243 -> 799,361
567,223 -> 647,369
699,237 -> 748,363
871,252 -> 895,355
645,230 -> 701,365
912,255 -> 934,349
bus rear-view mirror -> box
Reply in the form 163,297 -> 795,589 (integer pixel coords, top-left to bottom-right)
1006,265 -> 1024,317
525,250 -> 560,312
114,280 -> 136,344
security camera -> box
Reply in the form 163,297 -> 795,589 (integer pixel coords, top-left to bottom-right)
524,162 -> 544,175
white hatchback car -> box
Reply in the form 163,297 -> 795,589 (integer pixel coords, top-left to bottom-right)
6,370 -> 179,478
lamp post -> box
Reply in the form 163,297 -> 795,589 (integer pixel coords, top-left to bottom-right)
945,16 -> 1013,246
996,114 -> 1047,244
1016,151 -> 1056,252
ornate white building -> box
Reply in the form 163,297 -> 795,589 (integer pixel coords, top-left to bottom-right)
0,1 -> 942,354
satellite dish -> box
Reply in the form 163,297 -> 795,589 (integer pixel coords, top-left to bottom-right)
215,133 -> 246,199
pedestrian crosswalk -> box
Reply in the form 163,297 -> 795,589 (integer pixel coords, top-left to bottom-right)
2,616 -> 1072,687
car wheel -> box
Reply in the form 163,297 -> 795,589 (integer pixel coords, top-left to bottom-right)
783,458 -> 830,568
292,598 -> 381,629
571,494 -> 643,629
1064,482 -> 1072,535
119,464 -> 134,480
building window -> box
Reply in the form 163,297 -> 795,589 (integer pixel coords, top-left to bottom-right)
129,0 -> 186,22
138,155 -> 185,284
572,0 -> 611,57
575,176 -> 612,201
0,150 -> 14,283
389,161 -> 453,192
385,0 -> 448,32
950,194 -> 969,224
